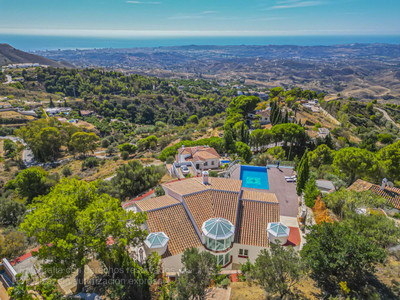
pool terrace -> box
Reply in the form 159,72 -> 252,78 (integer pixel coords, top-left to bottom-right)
231,165 -> 299,217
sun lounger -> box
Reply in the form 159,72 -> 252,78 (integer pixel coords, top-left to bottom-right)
284,175 -> 297,179
285,178 -> 297,182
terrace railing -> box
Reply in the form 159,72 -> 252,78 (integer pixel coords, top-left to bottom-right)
266,160 -> 295,168
224,160 -> 241,178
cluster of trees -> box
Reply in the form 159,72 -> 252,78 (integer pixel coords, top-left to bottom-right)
250,123 -> 308,159
306,140 -> 400,185
31,67 -> 231,127
270,100 -> 291,125
99,160 -> 166,201
20,178 -> 157,297
16,118 -> 99,162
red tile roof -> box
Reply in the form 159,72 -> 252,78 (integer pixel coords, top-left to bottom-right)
183,190 -> 240,233
146,204 -> 202,256
234,200 -> 280,247
135,195 -> 180,212
348,179 -> 400,209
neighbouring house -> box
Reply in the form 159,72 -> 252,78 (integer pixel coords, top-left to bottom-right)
348,179 -> 400,211
256,109 -> 271,125
247,109 -> 271,126
318,128 -> 330,138
80,110 -> 94,117
315,179 -> 335,193
176,145 -> 221,170
129,172 -> 300,278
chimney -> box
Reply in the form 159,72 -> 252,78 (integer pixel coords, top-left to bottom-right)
202,171 -> 209,185
381,178 -> 388,190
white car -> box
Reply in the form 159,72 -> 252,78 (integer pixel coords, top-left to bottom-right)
181,166 -> 190,175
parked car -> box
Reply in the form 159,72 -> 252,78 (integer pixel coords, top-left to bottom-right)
181,166 -> 190,175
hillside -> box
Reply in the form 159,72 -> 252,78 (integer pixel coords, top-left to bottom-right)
35,44 -> 400,100
0,44 -> 73,68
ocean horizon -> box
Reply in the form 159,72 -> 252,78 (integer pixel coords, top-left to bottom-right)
1,34 -> 400,51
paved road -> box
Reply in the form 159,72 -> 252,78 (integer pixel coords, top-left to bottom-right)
3,74 -> 13,84
0,136 -> 36,166
376,107 -> 400,128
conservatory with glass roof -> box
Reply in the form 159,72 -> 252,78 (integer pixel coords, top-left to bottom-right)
144,232 -> 169,256
267,222 -> 290,245
202,218 -> 235,266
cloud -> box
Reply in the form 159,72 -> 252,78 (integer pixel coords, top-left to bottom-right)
126,1 -> 161,4
1,28 -> 389,38
267,0 -> 325,10
168,11 -> 217,20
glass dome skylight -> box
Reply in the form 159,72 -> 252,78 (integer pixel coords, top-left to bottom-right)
144,232 -> 169,249
267,222 -> 290,237
202,218 -> 235,240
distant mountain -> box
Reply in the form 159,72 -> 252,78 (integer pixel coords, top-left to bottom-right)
0,44 -> 73,68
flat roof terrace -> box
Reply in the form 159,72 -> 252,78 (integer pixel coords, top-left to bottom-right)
231,165 -> 299,217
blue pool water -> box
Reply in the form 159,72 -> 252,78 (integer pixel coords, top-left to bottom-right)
240,165 -> 269,190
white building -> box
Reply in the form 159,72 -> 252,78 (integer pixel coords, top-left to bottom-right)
176,145 -> 221,170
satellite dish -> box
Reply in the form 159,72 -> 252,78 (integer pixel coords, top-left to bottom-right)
387,181 -> 394,188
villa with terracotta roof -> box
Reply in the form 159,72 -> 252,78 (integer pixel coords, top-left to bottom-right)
348,179 -> 400,210
131,171 -> 300,276
176,145 -> 221,170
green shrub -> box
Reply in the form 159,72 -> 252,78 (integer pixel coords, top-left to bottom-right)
121,151 -> 129,160
304,178 -> 320,209
82,157 -> 99,169
166,156 -> 175,164
61,166 -> 72,177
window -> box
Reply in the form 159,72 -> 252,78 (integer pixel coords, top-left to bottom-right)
211,161 -> 214,165
216,253 -> 231,266
244,249 -> 248,256
225,253 -> 230,265
239,249 -> 243,255
217,254 -> 224,266
204,162 -> 208,166
216,239 -> 225,251
239,249 -> 249,257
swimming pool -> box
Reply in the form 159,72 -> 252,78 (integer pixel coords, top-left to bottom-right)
240,165 -> 270,190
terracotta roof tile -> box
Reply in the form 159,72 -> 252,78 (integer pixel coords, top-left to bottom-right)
348,179 -> 400,209
177,146 -> 220,159
241,190 -> 279,204
146,204 -> 202,256
348,179 -> 375,193
183,190 -> 240,233
163,177 -> 242,196
135,195 -> 180,212
235,200 -> 280,247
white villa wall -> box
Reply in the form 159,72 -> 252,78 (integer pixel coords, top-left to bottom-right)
203,158 -> 220,170
231,244 -> 267,265
267,233 -> 288,245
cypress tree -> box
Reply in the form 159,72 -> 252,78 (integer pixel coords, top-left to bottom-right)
284,110 -> 289,123
296,150 -> 309,196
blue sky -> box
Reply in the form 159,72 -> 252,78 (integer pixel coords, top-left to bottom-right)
0,0 -> 399,37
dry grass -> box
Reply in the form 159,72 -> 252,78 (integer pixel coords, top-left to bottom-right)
230,282 -> 265,300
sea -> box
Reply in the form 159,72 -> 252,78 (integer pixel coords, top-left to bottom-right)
1,35 -> 400,51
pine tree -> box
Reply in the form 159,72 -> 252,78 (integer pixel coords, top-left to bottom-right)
296,150 -> 309,196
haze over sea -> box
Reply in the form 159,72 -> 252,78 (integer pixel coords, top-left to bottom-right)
1,35 -> 400,52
